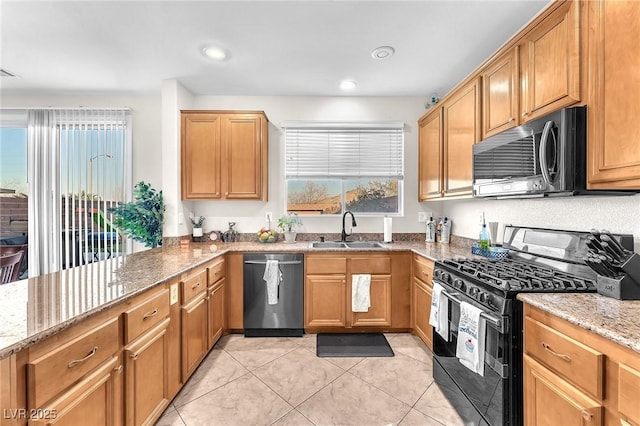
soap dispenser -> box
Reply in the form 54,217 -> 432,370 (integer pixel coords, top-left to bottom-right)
478,213 -> 490,250
425,217 -> 436,243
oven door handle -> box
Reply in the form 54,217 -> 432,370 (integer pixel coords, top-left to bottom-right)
440,290 -> 505,333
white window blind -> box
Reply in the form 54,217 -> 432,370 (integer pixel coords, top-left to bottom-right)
282,121 -> 404,179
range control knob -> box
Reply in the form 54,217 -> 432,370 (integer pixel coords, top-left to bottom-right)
478,292 -> 488,303
469,287 -> 479,297
453,279 -> 465,291
441,272 -> 452,284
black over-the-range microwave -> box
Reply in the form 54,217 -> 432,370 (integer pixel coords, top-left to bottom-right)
472,106 -> 635,199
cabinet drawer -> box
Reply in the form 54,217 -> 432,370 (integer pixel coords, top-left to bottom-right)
207,258 -> 225,286
27,317 -> 119,408
306,257 -> 347,274
413,255 -> 434,284
123,289 -> 170,344
524,316 -> 604,399
351,257 -> 391,274
181,269 -> 207,304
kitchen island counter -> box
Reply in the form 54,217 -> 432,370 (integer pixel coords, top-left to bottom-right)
518,292 -> 640,354
0,239 -> 472,359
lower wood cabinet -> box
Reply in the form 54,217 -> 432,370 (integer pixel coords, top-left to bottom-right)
123,318 -> 170,426
412,255 -> 434,350
351,275 -> 392,327
305,274 -> 347,328
181,293 -> 208,380
524,354 -> 603,426
523,303 -> 640,426
207,279 -> 225,349
31,356 -> 121,426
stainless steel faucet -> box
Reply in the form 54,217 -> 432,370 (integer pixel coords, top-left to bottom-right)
341,211 -> 357,242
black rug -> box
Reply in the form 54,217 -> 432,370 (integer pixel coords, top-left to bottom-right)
316,333 -> 394,357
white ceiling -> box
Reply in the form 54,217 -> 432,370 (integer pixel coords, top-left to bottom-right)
0,0 -> 550,97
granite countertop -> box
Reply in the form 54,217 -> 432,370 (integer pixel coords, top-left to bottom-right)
0,238 -> 480,359
518,293 -> 640,354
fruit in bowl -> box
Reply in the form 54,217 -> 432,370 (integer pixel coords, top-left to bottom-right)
257,227 -> 279,243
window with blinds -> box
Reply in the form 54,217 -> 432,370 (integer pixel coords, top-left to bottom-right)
282,121 -> 404,215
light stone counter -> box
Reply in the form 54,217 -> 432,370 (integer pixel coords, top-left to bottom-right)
0,240 -> 472,359
517,293 -> 640,354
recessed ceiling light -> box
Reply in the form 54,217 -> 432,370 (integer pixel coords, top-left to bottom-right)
371,46 -> 395,60
339,79 -> 357,90
202,45 -> 228,61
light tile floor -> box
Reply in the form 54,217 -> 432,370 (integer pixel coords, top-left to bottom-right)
156,333 -> 465,426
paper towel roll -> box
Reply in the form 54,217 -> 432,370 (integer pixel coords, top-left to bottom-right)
383,217 -> 393,242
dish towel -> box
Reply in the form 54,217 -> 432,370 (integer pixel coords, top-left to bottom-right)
429,282 -> 449,341
351,274 -> 371,312
263,260 -> 283,305
455,301 -> 486,376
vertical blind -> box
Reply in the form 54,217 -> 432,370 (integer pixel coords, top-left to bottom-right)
28,108 -> 131,275
282,121 -> 404,179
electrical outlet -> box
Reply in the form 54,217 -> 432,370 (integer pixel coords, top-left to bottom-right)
170,283 -> 179,305
418,212 -> 428,222
265,212 -> 272,223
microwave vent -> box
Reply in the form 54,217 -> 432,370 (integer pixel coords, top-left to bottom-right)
473,136 -> 536,180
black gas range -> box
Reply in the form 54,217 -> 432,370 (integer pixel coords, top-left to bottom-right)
431,226 -> 633,426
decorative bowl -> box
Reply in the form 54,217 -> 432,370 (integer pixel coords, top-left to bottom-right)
256,228 -> 279,243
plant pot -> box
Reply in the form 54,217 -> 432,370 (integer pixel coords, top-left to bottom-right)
283,230 -> 297,243
192,227 -> 203,237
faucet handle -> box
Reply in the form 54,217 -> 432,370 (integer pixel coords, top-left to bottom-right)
319,236 -> 325,242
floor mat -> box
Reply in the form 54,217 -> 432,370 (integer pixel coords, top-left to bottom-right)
316,333 -> 394,357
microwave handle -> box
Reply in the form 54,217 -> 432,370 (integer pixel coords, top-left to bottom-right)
539,120 -> 555,187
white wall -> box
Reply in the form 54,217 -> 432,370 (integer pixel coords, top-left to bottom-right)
438,195 -> 640,252
176,95 -> 437,237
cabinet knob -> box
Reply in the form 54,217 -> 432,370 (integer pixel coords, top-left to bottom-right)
521,111 -> 529,117
114,365 -> 123,373
580,410 -> 592,422
508,117 -> 515,123
215,192 -> 220,196
225,192 -> 229,196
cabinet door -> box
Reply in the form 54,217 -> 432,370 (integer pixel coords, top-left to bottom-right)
305,275 -> 346,328
418,108 -> 443,201
181,293 -> 208,380
413,278 -> 433,351
443,78 -> 480,197
222,114 -> 268,200
124,318 -> 170,426
31,357 -> 121,426
586,0 -> 640,189
482,48 -> 518,139
207,279 -> 225,350
524,354 -> 603,426
351,275 -> 392,327
181,113 -> 222,200
519,0 -> 580,122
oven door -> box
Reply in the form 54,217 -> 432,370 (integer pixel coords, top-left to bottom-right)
432,284 -> 511,426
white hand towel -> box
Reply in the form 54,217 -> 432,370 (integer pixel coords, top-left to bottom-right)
429,283 -> 449,341
455,301 -> 486,376
263,260 -> 283,305
351,274 -> 371,312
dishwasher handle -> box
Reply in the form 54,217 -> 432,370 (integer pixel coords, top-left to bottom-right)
244,260 -> 302,265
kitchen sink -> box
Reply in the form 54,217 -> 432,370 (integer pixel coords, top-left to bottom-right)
345,241 -> 386,248
308,241 -> 347,249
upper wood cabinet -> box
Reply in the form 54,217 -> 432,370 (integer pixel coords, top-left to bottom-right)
481,48 -> 519,139
181,111 -> 269,200
418,108 -> 443,201
586,0 -> 640,189
519,0 -> 580,122
443,77 -> 481,197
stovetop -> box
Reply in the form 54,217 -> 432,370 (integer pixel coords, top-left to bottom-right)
438,258 -> 597,293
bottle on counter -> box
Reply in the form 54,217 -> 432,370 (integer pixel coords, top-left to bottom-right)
441,217 -> 451,244
425,217 -> 436,243
478,212 -> 490,250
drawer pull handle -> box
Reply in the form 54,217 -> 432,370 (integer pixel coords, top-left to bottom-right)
215,270 -> 221,275
421,271 -> 429,276
192,282 -> 201,290
581,410 -> 592,421
143,308 -> 159,319
68,346 -> 99,368
541,342 -> 572,362
620,419 -> 632,426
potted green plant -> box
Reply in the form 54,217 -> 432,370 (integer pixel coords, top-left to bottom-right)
108,181 -> 165,248
190,215 -> 205,238
277,212 -> 302,243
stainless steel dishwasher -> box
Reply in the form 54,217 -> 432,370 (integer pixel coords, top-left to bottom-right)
243,253 -> 304,337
